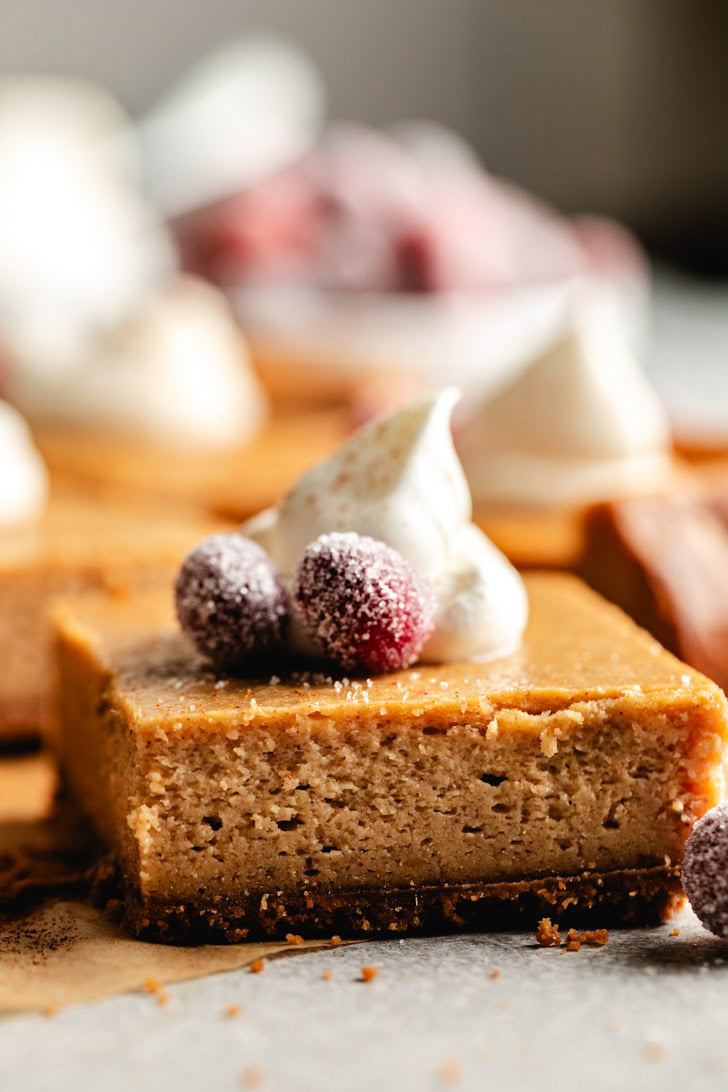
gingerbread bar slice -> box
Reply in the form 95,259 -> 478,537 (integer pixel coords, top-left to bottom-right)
54,573 -> 728,942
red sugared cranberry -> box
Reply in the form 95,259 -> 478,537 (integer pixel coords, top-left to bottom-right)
293,532 -> 436,673
682,803 -> 728,937
175,534 -> 288,668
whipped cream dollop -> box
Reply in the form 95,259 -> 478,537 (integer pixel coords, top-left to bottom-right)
0,76 -> 174,377
457,299 -> 672,508
244,389 -> 528,663
0,401 -> 48,530
10,277 -> 268,449
140,36 -> 325,216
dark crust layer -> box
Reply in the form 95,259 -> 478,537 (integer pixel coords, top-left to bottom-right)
124,866 -> 684,945
0,706 -> 47,751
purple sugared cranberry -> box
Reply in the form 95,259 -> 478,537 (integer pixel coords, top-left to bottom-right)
175,534 -> 288,667
293,531 -> 436,673
682,803 -> 728,937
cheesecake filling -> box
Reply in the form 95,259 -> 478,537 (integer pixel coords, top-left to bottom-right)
0,400 -> 48,530
244,388 -> 528,662
458,297 -> 673,509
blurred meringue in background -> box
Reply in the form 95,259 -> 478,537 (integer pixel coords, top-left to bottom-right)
0,68 -> 269,452
0,34 -> 654,461
0,75 -> 173,378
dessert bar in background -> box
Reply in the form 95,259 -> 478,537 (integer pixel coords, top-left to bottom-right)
0,400 -> 229,745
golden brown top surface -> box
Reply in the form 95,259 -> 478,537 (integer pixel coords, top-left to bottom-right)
0,486 -> 226,572
53,573 -> 726,733
35,410 -> 350,522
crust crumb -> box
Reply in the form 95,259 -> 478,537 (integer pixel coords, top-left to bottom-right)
360,965 -> 378,982
42,1003 -> 58,1018
330,934 -> 342,946
645,1041 -> 667,1062
438,1059 -> 462,1084
535,918 -> 561,947
671,928 -> 680,936
142,976 -> 169,1004
225,1004 -> 242,1018
249,959 -> 265,974
241,1064 -> 265,1086
564,928 -> 609,951
285,933 -> 304,946
490,969 -> 500,979
321,970 -> 332,981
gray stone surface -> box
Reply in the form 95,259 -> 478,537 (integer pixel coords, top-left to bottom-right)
1,906 -> 728,1092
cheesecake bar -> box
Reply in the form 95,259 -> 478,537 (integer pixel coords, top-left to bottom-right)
35,409 -> 350,523
54,572 -> 728,942
0,486 -> 227,745
581,491 -> 728,691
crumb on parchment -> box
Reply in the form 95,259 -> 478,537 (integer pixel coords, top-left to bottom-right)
360,965 -> 378,982
241,1064 -> 265,1086
438,1059 -> 462,1084
142,977 -> 169,1005
249,959 -> 265,974
535,918 -> 561,947
564,928 -> 609,952
645,1041 -> 667,1062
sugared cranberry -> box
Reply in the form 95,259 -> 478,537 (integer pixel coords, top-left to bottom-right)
682,804 -> 728,937
293,532 -> 436,673
175,534 -> 288,668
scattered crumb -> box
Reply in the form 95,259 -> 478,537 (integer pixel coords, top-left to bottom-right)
645,1041 -> 667,1062
286,933 -> 304,946
330,935 -> 342,946
141,976 -> 169,1004
672,928 -> 680,937
103,898 -> 124,923
42,1004 -> 58,1018
360,965 -> 379,983
225,1004 -> 242,1019
438,1059 -> 462,1084
563,928 -> 608,952
490,969 -> 501,979
241,1064 -> 265,1086
321,970 -> 332,981
535,918 -> 561,947
249,959 -> 265,974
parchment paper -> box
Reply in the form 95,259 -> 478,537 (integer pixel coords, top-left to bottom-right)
0,755 -> 335,1013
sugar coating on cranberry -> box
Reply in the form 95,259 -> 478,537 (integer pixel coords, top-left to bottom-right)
293,532 -> 436,672
682,803 -> 728,937
175,534 -> 288,667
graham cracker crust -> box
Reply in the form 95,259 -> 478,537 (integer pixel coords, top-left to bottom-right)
124,866 -> 684,944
